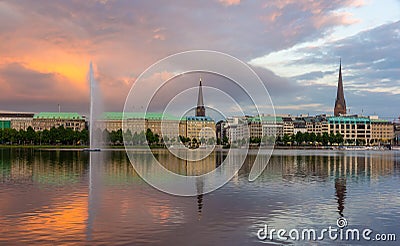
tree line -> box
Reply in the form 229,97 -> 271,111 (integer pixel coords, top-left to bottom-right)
0,126 -> 88,145
276,132 -> 344,146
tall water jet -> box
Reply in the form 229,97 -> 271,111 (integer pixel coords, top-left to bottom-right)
86,61 -> 103,151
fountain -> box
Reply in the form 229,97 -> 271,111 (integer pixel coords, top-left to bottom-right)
84,62 -> 101,151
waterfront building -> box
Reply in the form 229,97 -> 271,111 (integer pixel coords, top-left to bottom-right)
225,116 -> 249,145
262,116 -> 283,138
98,112 -> 186,140
0,112 -> 34,130
293,118 -> 307,134
334,60 -> 347,116
282,117 -> 294,136
248,115 -> 283,140
370,117 -> 395,145
186,116 -> 215,141
32,112 -> 86,131
304,115 -> 329,135
327,116 -> 371,144
186,78 -> 216,143
395,121 -> 400,145
248,116 -> 262,139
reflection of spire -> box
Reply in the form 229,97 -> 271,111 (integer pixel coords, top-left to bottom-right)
196,176 -> 204,220
196,78 -> 205,117
197,194 -> 203,220
335,177 -> 346,217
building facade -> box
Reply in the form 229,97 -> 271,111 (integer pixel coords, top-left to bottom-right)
32,112 -> 86,131
0,112 -> 35,131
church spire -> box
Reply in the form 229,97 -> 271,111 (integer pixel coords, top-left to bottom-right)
334,59 -> 347,116
196,78 -> 205,117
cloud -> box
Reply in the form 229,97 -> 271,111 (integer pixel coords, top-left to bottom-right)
218,0 -> 240,6
0,63 -> 88,112
0,0 -> 397,118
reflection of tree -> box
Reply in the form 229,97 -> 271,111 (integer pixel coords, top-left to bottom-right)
335,178 -> 346,217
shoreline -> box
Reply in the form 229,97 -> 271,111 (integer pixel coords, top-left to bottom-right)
0,144 -> 398,151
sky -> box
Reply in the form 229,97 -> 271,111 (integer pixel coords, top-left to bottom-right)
0,0 -> 399,120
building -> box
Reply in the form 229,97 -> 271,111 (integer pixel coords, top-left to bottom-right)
304,115 -> 329,135
186,116 -> 215,142
97,112 -> 186,141
247,115 -> 283,140
261,116 -> 283,138
32,112 -> 86,131
225,116 -> 249,145
186,78 -> 215,143
293,118 -> 307,134
196,78 -> 206,117
334,59 -> 347,116
0,112 -> 34,130
282,117 -> 294,136
370,118 -> 395,145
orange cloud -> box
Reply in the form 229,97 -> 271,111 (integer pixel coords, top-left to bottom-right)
312,12 -> 360,29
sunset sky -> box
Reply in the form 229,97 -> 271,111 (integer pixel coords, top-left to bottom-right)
0,0 -> 399,119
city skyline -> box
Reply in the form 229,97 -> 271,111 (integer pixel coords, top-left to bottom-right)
0,1 -> 399,118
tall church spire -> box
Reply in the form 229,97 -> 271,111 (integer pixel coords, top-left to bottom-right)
334,59 -> 347,116
196,78 -> 205,117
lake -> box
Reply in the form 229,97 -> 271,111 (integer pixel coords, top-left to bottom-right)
0,148 -> 399,245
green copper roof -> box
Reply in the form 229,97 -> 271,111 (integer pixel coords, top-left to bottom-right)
34,112 -> 83,120
327,117 -> 370,124
248,116 -> 283,123
104,112 -> 181,121
370,119 -> 390,123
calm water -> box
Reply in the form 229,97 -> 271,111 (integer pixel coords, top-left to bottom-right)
0,148 -> 399,245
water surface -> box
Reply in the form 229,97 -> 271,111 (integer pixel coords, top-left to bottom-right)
0,148 -> 399,245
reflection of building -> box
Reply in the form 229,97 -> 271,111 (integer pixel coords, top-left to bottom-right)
334,60 -> 347,116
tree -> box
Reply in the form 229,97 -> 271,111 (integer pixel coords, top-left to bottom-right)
146,128 -> 156,145
282,134 -> 290,145
336,133 -> 344,144
322,132 -> 329,145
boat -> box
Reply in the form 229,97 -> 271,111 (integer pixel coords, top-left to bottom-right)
82,148 -> 101,152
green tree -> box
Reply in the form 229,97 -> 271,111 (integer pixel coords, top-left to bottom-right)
336,133 -> 344,144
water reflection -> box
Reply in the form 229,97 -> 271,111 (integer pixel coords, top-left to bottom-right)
335,178 -> 346,217
0,149 -> 399,245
